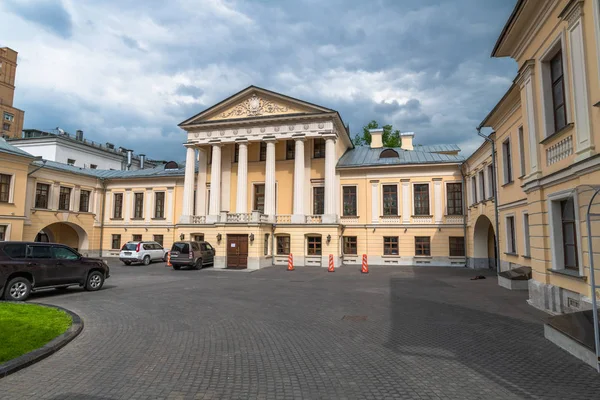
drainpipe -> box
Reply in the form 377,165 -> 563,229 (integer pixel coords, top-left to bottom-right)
460,161 -> 467,268
98,178 -> 107,258
27,157 -> 47,176
476,127 -> 500,274
271,224 -> 276,267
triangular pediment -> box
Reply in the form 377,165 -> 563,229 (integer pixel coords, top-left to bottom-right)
179,86 -> 335,127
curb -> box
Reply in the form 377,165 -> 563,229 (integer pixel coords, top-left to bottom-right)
0,303 -> 84,379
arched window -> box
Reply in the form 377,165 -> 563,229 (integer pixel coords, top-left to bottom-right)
164,161 -> 179,170
380,149 -> 399,158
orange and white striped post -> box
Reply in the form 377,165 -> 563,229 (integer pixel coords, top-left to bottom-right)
166,251 -> 172,267
328,254 -> 335,272
361,254 -> 369,274
287,253 -> 295,271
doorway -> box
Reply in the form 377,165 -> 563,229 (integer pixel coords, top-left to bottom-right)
227,234 -> 248,269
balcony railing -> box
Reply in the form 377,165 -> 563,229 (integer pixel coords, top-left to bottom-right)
380,215 -> 401,224
305,215 -> 322,224
412,216 -> 433,224
445,215 -> 464,224
546,135 -> 573,166
226,213 -> 251,223
190,215 -> 206,224
276,215 -> 292,223
340,216 -> 360,224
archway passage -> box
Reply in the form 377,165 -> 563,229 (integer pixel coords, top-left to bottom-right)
473,215 -> 497,270
35,222 -> 89,252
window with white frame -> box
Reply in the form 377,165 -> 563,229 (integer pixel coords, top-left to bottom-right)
0,173 -> 11,203
548,192 -> 581,272
478,170 -> 485,202
487,164 -> 494,199
382,184 -> 398,216
517,126 -> 526,177
505,215 -> 516,254
523,212 -> 531,257
540,35 -> 569,137
0,225 -> 7,241
502,139 -> 513,184
3,112 -> 14,122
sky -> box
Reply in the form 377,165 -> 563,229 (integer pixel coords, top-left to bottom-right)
1,0 -> 518,161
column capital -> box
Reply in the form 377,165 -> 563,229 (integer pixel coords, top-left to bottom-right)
322,134 -> 337,142
209,140 -> 224,147
292,133 -> 307,141
559,0 -> 584,27
235,138 -> 249,145
514,59 -> 535,88
183,143 -> 197,149
263,136 -> 278,143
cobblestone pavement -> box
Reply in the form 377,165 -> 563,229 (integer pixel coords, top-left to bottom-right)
1,263 -> 600,399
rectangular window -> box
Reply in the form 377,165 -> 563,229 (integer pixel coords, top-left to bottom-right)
471,176 -> 478,204
58,187 -> 71,210
550,51 -> 567,132
503,139 -> 513,184
313,138 -> 325,158
111,234 -> 121,250
35,183 -> 50,208
67,158 -> 76,166
313,187 -> 324,214
307,236 -> 322,255
506,216 -> 516,254
487,165 -> 494,198
449,237 -> 465,257
383,236 -> 399,255
523,213 -> 531,257
132,234 -> 142,242
264,234 -> 269,256
155,192 -> 165,218
561,198 -> 578,270
254,184 -> 265,213
382,185 -> 398,216
90,164 -> 98,170
0,173 -> 11,203
277,236 -> 290,255
3,123 -> 10,131
413,184 -> 430,215
446,183 -> 463,215
234,143 -> 239,163
286,140 -> 295,160
415,236 -> 431,256
113,193 -> 123,218
3,112 -> 14,122
259,142 -> 267,161
153,234 -> 164,246
79,190 -> 90,212
518,126 -> 526,177
343,236 -> 357,255
478,170 -> 485,202
134,193 -> 144,219
0,225 -> 6,241
342,186 -> 357,216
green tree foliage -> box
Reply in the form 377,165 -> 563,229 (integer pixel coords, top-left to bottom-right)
352,120 -> 401,147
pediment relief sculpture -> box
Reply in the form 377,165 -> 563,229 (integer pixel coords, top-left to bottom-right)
209,94 -> 306,121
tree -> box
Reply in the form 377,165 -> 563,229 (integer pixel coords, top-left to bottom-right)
352,120 -> 401,147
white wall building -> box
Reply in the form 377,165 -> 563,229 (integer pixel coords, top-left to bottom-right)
9,129 -> 155,171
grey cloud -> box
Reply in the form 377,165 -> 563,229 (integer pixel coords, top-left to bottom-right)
5,0 -> 73,39
120,35 -> 145,52
175,85 -> 205,99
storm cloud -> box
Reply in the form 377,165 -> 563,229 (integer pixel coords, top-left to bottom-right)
0,0 -> 517,160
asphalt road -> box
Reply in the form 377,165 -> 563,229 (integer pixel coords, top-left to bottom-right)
1,261 -> 599,399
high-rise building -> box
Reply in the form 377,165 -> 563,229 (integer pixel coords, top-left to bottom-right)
0,47 -> 25,139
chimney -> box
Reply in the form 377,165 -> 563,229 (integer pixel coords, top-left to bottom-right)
126,150 -> 133,170
75,130 -> 83,141
401,132 -> 414,150
369,128 -> 383,148
139,154 -> 146,169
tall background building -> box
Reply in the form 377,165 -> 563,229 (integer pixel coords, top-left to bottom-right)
0,47 -> 24,139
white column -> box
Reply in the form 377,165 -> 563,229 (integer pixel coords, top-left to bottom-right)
371,180 -> 379,224
180,146 -> 196,223
323,135 -> 337,223
145,188 -> 152,223
563,2 -> 595,161
73,186 -> 81,212
50,182 -> 60,210
124,189 -> 132,221
208,143 -> 222,223
292,137 -> 305,223
196,148 -> 207,216
516,61 -> 541,180
235,141 -> 248,213
434,179 -> 443,223
166,187 -> 174,223
402,179 -> 410,223
104,191 -> 112,224
264,138 -> 277,220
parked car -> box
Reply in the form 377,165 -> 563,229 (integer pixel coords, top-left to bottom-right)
0,242 -> 110,301
169,241 -> 215,270
119,241 -> 167,265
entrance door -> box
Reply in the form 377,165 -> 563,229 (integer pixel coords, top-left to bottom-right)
227,234 -> 248,269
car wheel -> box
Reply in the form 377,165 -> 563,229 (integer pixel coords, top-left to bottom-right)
194,258 -> 203,270
143,255 -> 151,266
4,277 -> 32,301
123,261 -> 131,266
173,265 -> 181,270
85,271 -> 104,291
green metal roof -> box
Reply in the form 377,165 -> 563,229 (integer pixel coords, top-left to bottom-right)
0,137 -> 35,158
337,146 -> 464,169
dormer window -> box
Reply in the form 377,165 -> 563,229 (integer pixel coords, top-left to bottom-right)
164,161 -> 179,170
380,149 -> 399,158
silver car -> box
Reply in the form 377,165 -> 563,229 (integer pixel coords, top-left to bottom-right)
119,241 -> 167,265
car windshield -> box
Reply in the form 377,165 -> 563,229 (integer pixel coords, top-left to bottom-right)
122,243 -> 138,251
171,243 -> 189,253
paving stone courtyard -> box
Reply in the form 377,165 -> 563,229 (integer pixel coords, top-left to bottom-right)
1,262 -> 600,399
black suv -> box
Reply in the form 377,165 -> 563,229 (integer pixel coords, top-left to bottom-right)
0,242 -> 110,301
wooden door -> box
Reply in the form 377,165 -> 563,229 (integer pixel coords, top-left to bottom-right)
227,234 -> 248,269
